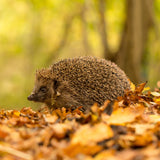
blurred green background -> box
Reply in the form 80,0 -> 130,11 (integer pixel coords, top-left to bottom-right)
0,0 -> 160,109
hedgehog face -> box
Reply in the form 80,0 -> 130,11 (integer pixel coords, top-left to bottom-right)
27,73 -> 59,106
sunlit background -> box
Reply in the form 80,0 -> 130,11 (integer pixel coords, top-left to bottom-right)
0,0 -> 160,109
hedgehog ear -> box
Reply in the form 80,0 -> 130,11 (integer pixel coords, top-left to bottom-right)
53,79 -> 59,90
53,79 -> 61,96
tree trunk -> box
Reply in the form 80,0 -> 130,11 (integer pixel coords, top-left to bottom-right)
97,0 -> 114,61
116,0 -> 154,84
80,0 -> 92,55
97,0 -> 154,84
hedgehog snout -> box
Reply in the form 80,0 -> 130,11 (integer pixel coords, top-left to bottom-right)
27,93 -> 37,101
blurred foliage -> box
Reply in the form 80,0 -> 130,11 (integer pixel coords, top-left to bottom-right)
0,0 -> 159,109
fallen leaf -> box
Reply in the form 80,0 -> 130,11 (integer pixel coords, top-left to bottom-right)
63,143 -> 102,157
151,92 -> 160,97
107,104 -> 145,125
128,123 -> 155,135
71,123 -> 113,145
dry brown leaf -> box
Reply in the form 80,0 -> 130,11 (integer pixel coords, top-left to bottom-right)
71,123 -> 113,146
63,143 -> 102,157
107,104 -> 145,125
43,114 -> 58,123
149,114 -> 160,123
1,82 -> 160,160
50,123 -> 72,139
133,133 -> 155,147
128,123 -> 155,135
94,150 -> 116,160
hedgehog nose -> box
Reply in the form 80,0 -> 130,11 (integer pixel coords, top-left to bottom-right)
27,94 -> 35,101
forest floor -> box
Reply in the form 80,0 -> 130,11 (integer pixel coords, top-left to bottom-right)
0,82 -> 160,160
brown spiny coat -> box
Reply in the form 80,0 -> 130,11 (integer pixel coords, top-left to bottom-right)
28,56 -> 130,111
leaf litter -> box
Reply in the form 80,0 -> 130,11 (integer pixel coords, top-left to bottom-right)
0,82 -> 160,159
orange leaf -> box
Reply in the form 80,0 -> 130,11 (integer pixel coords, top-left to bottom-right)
107,104 -> 145,125
63,143 -> 102,157
135,82 -> 147,93
71,123 -> 113,146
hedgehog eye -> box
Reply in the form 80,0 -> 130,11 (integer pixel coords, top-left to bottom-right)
39,86 -> 47,93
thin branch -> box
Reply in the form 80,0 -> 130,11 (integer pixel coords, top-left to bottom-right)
46,14 -> 75,65
145,0 -> 160,39
80,0 -> 92,55
97,0 -> 113,60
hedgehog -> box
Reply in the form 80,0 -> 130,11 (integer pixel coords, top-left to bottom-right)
28,56 -> 130,111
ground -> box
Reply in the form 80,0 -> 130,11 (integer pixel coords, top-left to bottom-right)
0,82 -> 160,160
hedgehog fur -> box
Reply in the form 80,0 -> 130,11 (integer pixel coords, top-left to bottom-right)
28,56 -> 130,111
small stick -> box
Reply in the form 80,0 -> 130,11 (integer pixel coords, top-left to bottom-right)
0,145 -> 32,160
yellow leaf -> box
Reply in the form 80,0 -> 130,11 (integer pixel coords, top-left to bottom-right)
13,110 -> 20,117
71,123 -> 113,146
151,92 -> 160,97
154,97 -> 160,104
94,150 -> 115,160
149,115 -> 160,123
130,81 -> 135,91
128,123 -> 155,135
107,104 -> 145,125
63,143 -> 102,157
142,87 -> 150,92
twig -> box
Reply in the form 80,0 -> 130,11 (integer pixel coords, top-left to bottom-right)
0,145 -> 32,160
